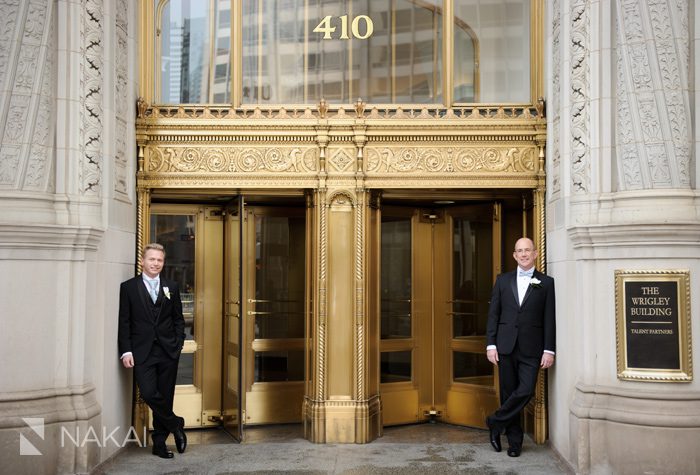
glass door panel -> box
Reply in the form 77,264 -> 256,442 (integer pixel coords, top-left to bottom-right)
381,217 -> 412,339
223,199 -> 242,441
378,202 -> 500,428
379,209 -> 418,425
150,213 -> 196,344
444,204 -> 500,427
149,205 -> 224,429
244,207 -> 306,424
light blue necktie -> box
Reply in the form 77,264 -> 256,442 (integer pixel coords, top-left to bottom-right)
146,278 -> 159,303
518,269 -> 534,278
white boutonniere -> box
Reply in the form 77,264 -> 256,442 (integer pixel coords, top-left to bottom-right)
163,286 -> 171,299
529,277 -> 542,288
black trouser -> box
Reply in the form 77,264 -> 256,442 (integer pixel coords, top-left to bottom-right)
490,345 -> 540,448
134,341 -> 182,445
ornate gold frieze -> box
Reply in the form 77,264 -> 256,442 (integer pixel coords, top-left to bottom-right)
364,146 -> 537,174
146,146 -> 319,173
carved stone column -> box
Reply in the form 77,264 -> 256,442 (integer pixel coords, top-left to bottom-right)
616,0 -> 691,190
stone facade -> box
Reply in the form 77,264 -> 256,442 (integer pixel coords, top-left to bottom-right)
547,1 -> 700,474
0,0 -> 137,473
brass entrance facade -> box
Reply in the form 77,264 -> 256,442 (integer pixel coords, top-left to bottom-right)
134,0 -> 548,445
141,189 -> 540,441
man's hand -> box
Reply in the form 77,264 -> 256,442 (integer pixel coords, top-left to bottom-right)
540,352 -> 554,369
121,354 -> 134,368
487,349 -> 499,366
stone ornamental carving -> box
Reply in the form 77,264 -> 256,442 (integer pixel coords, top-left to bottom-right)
549,0 -> 561,197
26,1 -> 55,192
570,0 -> 590,193
0,1 -> 20,88
114,0 -> 129,197
0,0 -> 55,191
616,0 -> 690,189
81,0 -> 103,195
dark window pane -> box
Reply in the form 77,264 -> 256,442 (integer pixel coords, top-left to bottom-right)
452,217 -> 491,338
255,351 -> 304,382
381,217 -> 412,339
254,215 -> 305,340
176,352 -> 194,385
150,214 -> 196,340
453,351 -> 493,387
381,351 -> 412,383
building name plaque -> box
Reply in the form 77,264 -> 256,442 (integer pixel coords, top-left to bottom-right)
615,270 -> 692,382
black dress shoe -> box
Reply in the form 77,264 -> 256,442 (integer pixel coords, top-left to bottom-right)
507,446 -> 522,457
486,418 -> 502,452
174,420 -> 187,454
152,444 -> 174,459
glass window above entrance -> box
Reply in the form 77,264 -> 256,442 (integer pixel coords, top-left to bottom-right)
150,0 -> 538,106
453,0 -> 531,103
157,0 -> 233,103
242,0 -> 443,104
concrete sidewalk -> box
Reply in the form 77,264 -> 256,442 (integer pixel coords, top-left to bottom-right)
95,424 -> 571,475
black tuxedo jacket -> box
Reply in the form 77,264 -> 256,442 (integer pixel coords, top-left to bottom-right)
486,269 -> 555,358
117,275 -> 185,364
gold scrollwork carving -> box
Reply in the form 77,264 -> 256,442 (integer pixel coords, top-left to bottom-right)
364,146 -> 537,174
146,146 -> 319,173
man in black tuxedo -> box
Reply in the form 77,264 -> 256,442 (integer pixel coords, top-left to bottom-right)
118,243 -> 187,458
485,237 -> 555,457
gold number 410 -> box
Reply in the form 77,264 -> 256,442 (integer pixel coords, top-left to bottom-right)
313,15 -> 374,40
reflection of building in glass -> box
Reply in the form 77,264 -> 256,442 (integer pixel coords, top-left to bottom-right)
213,0 -> 232,102
160,0 -> 211,103
162,22 -> 183,102
159,0 -> 528,105
181,17 -> 207,103
241,0 -> 445,104
453,0 -> 530,102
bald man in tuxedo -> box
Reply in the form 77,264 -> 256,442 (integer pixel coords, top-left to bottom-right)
485,237 -> 555,457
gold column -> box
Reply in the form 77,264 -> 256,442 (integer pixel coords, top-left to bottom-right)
133,175 -> 151,442
304,115 -> 382,443
303,186 -> 329,442
532,138 -> 547,444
